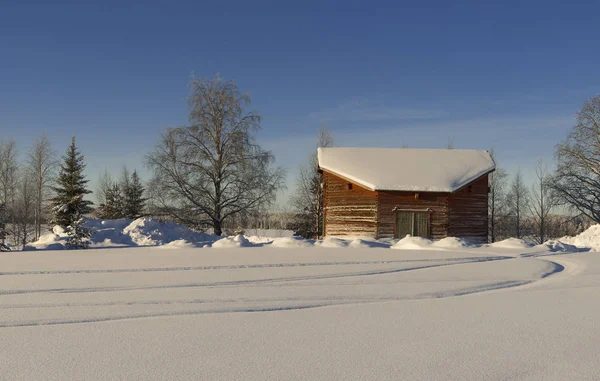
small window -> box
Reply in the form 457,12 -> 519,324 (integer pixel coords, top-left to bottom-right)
396,211 -> 430,238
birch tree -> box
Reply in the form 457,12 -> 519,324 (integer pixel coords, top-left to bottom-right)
13,169 -> 36,248
146,74 -> 284,235
0,139 -> 18,247
27,133 -> 57,240
506,170 -> 530,239
528,159 -> 557,244
95,170 -> 114,208
552,95 -> 600,222
290,126 -> 334,238
0,203 -> 8,251
488,150 -> 508,242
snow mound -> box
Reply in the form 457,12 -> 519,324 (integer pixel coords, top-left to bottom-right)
269,237 -> 315,248
159,240 -> 196,249
392,236 -> 476,250
540,240 -> 580,253
245,236 -> 276,245
212,235 -> 255,248
315,237 -> 349,248
122,218 -> 212,246
434,237 -> 475,250
559,225 -> 600,252
348,239 -> 390,249
391,235 -> 434,250
24,229 -> 68,251
488,238 -> 533,249
348,239 -> 372,248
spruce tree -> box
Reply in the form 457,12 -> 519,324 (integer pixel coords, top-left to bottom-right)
50,137 -> 93,249
123,170 -> 146,219
97,183 -> 124,220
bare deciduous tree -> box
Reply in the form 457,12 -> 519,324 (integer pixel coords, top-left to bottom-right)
290,126 -> 334,238
95,170 -> 114,208
0,139 -> 18,247
552,95 -> 600,222
146,74 -> 285,235
488,150 -> 508,243
529,159 -> 557,244
506,169 -> 530,239
0,202 -> 8,251
13,169 -> 36,248
27,133 -> 57,240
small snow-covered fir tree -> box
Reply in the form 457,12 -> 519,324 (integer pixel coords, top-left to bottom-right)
50,137 -> 93,249
123,170 -> 146,219
64,211 -> 90,250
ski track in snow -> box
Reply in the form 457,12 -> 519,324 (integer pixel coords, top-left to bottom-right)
0,258 -> 502,296
0,256 -> 511,276
0,251 -> 570,328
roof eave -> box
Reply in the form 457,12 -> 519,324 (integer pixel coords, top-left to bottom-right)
320,166 -> 495,194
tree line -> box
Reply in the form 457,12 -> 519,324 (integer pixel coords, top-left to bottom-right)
1,134 -> 56,249
488,96 -> 600,243
1,74 -> 284,250
0,136 -> 148,250
2,76 -> 600,250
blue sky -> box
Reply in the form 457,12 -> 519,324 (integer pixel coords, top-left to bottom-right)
1,1 -> 599,204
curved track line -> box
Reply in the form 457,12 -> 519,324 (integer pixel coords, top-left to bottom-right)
0,256 -> 511,276
0,257 -> 508,296
0,256 -> 568,328
0,278 -> 546,328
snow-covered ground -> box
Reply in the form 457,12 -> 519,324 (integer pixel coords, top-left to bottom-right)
1,239 -> 599,380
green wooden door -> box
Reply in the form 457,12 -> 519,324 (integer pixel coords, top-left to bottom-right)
396,211 -> 430,238
414,212 -> 430,238
396,212 -> 413,238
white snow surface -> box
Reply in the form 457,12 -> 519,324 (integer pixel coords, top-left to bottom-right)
1,244 -> 599,380
317,147 -> 495,192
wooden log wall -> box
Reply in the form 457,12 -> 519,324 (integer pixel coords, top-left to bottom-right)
322,170 -> 490,242
377,192 -> 449,240
447,174 -> 489,243
322,171 -> 378,237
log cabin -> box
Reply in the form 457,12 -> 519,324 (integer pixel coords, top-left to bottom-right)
318,147 -> 495,243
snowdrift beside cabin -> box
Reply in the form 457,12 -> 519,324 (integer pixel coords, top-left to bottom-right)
391,235 -> 475,250
21,218 -> 600,252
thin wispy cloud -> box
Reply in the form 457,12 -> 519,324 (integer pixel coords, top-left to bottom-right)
308,98 -> 449,123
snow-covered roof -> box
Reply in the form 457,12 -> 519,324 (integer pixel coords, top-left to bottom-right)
318,147 -> 495,193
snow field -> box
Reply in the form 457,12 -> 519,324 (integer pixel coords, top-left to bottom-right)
5,219 -> 600,379
1,243 -> 599,380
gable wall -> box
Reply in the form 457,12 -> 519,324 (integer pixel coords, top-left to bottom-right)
447,174 -> 489,243
322,171 -> 378,237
